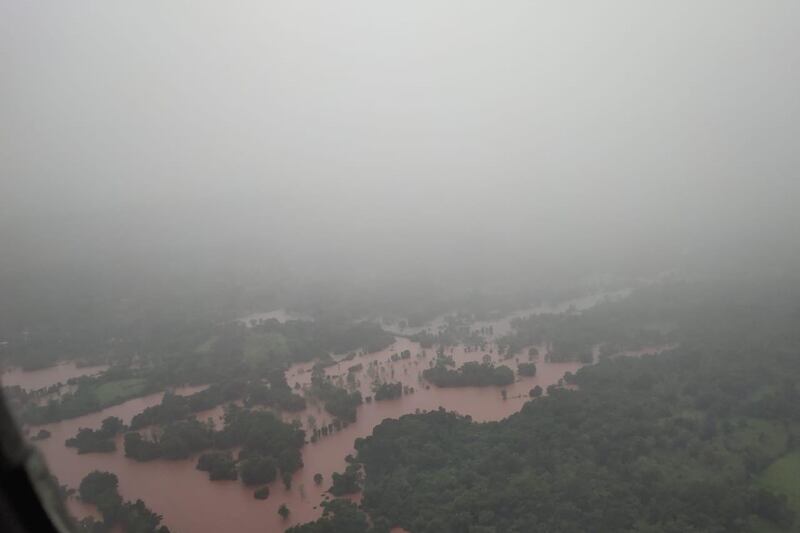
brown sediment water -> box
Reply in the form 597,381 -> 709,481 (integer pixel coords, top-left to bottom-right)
23,339 -> 583,533
1,362 -> 110,391
17,294 -> 660,533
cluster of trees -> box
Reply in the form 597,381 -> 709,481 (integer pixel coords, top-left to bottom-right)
124,406 -> 305,489
495,287 -> 682,362
244,371 -> 306,412
217,406 -> 305,488
32,428 -> 51,441
329,463 -> 363,496
76,471 -> 169,533
239,454 -> 279,485
286,499 -> 383,533
389,350 -> 411,362
20,366 -> 160,424
408,331 -> 437,348
249,318 -> 394,361
13,311 -> 395,427
125,418 -> 214,461
65,416 -> 124,454
372,382 -> 402,401
130,383 -> 244,429
310,364 -> 363,422
307,282 -> 800,533
422,361 -> 514,387
516,362 -> 536,377
309,417 -> 354,443
196,451 -> 237,481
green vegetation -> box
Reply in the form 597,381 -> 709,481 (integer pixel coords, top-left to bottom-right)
124,406 -> 304,488
409,313 -> 489,349
11,315 -> 393,426
65,416 -> 125,454
32,428 -> 51,441
239,455 -> 278,485
244,371 -> 306,412
76,471 -> 169,533
296,282 -> 800,533
310,363 -> 363,423
286,499 -> 380,533
422,361 -> 514,387
22,370 -> 161,424
329,463 -> 362,496
196,451 -> 238,481
94,378 -> 148,404
372,382 -> 402,401
528,385 -> 543,398
495,287 -> 675,361
126,418 -> 214,461
517,362 -> 536,377
759,452 -> 800,517
130,383 -> 245,429
245,331 -> 291,369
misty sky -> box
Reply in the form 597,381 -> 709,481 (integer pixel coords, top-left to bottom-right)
2,1 -> 799,285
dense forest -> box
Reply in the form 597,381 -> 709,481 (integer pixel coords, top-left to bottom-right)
74,471 -> 170,533
123,405 -> 305,490
422,361 -> 515,387
6,316 -> 392,425
6,280 -> 800,532
294,281 -> 800,533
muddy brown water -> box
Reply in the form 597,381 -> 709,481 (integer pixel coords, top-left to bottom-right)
14,341 -> 585,533
7,295 -> 670,533
1,362 -> 110,391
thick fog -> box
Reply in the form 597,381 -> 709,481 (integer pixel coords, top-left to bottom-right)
2,1 -> 800,296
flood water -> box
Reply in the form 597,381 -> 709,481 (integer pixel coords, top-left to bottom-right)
8,294 -> 667,533
25,339 -> 584,533
1,361 -> 110,391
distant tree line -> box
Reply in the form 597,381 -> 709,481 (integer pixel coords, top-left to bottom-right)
422,361 -> 514,387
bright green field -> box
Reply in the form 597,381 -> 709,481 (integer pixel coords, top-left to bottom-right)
195,335 -> 218,354
244,331 -> 290,367
93,378 -> 149,404
759,451 -> 800,515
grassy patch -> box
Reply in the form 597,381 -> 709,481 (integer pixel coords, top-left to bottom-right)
195,336 -> 218,354
93,378 -> 148,404
244,332 -> 290,367
759,451 -> 800,516
722,418 -> 788,458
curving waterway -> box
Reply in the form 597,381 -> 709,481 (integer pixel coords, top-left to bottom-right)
2,291 -> 662,533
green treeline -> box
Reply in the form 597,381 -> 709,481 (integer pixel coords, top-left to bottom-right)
11,316 -> 392,425
295,281 -> 800,533
65,416 -> 124,454
373,382 -> 402,401
423,361 -> 514,387
75,471 -> 169,533
285,499 -> 376,533
310,363 -> 363,422
124,406 -> 305,489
